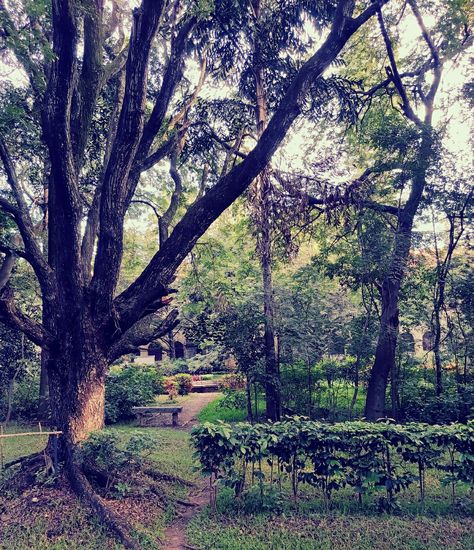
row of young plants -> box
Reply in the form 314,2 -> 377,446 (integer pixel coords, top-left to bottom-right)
191,418 -> 474,510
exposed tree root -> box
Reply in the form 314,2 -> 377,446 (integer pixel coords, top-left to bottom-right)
66,460 -> 142,550
4,449 -> 193,550
4,451 -> 43,470
144,468 -> 195,487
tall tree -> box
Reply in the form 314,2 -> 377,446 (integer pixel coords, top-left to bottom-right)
363,0 -> 463,419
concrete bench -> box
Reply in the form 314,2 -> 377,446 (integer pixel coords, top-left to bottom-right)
191,380 -> 220,393
132,406 -> 183,427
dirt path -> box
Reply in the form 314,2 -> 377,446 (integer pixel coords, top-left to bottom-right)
161,392 -> 219,549
178,392 -> 220,430
162,481 -> 209,550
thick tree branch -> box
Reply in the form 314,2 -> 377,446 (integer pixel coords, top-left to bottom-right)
0,137 -> 53,290
111,0 -> 386,337
0,250 -> 14,290
91,0 -> 166,313
138,130 -> 185,174
0,286 -> 50,347
81,68 -> 126,280
307,194 -> 399,215
136,17 -> 197,162
159,149 -> 183,247
72,0 -> 105,167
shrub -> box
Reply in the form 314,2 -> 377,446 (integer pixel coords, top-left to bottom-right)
218,390 -> 247,410
402,387 -> 474,423
192,419 -> 474,508
105,366 -> 160,423
157,358 -> 188,376
80,430 -> 156,493
174,373 -> 193,395
164,377 -> 178,400
217,373 -> 247,411
11,373 -> 40,420
218,373 -> 246,391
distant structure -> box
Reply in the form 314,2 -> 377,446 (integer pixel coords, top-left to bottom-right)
133,331 -> 198,365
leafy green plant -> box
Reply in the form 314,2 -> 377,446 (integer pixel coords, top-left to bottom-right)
105,365 -> 161,423
192,419 -> 474,511
174,373 -> 194,395
80,431 -> 156,493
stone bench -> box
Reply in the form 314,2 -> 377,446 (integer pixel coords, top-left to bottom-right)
131,406 -> 183,427
191,380 -> 220,393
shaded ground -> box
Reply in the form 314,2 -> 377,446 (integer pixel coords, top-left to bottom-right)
0,427 -> 197,550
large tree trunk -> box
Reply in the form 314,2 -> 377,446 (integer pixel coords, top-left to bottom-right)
44,302 -> 107,448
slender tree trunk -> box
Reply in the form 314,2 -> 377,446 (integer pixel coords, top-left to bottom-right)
432,304 -> 443,395
251,0 -> 280,421
390,353 -> 401,420
365,130 -> 434,421
365,280 -> 400,420
261,245 -> 280,420
246,379 -> 253,422
349,357 -> 359,419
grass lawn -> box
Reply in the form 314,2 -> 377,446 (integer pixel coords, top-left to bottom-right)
197,395 -> 248,423
0,422 -> 51,465
188,510 -> 474,550
197,394 -> 267,423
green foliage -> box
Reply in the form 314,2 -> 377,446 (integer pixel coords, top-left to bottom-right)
10,372 -> 40,420
192,419 -> 474,508
80,430 -> 156,495
174,373 -> 194,395
157,357 -> 189,376
105,365 -> 161,423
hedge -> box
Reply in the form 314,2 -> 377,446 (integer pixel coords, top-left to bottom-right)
191,418 -> 474,509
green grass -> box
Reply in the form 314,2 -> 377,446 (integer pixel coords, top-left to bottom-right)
197,395 -> 248,423
0,422 -> 50,465
196,394 -> 266,424
188,511 -> 474,550
111,424 -> 196,482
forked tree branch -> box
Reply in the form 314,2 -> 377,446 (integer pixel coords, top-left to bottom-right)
108,308 -> 179,362
91,0 -> 166,313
